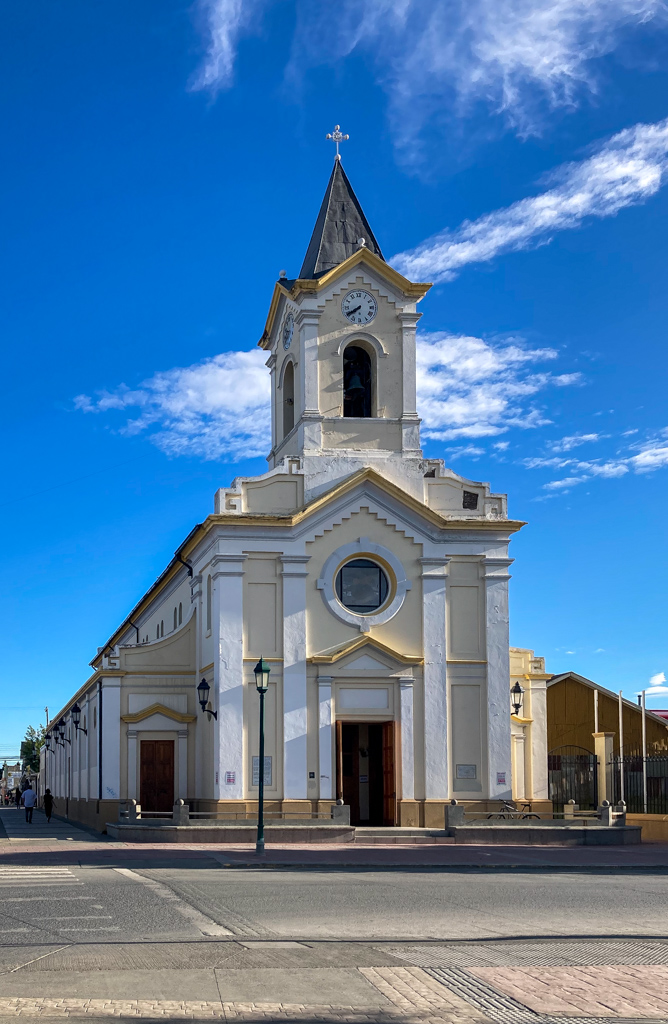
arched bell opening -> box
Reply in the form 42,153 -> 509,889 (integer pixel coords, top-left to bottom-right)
282,359 -> 295,438
343,344 -> 373,418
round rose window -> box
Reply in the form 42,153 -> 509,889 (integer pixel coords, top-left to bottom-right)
335,558 -> 389,614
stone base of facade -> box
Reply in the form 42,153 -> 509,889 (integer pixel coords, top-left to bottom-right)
52,797 -> 554,834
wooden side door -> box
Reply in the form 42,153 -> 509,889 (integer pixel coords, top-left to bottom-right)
382,721 -> 396,826
140,740 -> 174,812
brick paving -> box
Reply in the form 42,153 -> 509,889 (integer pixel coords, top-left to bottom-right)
470,964 -> 668,1017
0,967 -> 485,1021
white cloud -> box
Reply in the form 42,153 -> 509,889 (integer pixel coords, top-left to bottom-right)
542,475 -> 584,490
527,428 -> 668,488
444,445 -> 485,458
392,117 -> 668,282
190,0 -> 266,92
494,441 -> 510,451
650,672 -> 667,687
548,432 -> 601,452
629,437 -> 668,472
415,332 -> 578,441
75,350 -> 270,462
76,332 -> 580,461
194,0 -> 667,147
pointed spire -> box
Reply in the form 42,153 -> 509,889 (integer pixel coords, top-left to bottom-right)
299,161 -> 385,279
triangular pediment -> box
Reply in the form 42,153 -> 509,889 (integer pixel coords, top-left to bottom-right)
310,636 -> 422,666
259,250 -> 430,350
120,702 -> 196,724
345,654 -> 390,671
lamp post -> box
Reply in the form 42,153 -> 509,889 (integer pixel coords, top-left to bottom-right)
253,657 -> 270,857
511,681 -> 524,717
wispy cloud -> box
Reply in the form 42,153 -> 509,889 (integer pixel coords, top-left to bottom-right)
190,0 -> 266,92
193,0 -> 667,147
75,350 -> 270,462
76,333 -> 579,460
526,428 -> 668,490
392,118 -> 668,281
548,432 -> 602,452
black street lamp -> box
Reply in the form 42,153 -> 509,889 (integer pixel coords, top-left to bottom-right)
511,681 -> 524,716
197,678 -> 217,720
57,720 -> 70,746
253,657 -> 270,857
71,703 -> 87,735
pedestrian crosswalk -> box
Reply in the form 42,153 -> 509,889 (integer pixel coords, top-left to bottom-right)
0,866 -> 81,887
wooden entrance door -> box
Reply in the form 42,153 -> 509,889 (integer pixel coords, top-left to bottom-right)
140,740 -> 174,812
336,722 -> 396,826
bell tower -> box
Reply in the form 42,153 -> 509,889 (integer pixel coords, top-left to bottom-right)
258,140 -> 432,501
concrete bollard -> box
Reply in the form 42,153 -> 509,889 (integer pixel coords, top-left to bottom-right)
331,801 -> 350,825
563,800 -> 577,820
615,800 -> 627,826
173,800 -> 189,826
445,799 -> 465,830
598,800 -> 613,826
126,800 -> 139,822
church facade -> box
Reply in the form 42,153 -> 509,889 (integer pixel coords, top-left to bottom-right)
45,159 -> 535,831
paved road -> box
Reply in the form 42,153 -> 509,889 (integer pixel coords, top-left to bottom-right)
1,858 -> 668,959
3,809 -> 668,1021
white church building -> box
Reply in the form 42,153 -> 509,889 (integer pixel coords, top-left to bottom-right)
45,156 -> 546,831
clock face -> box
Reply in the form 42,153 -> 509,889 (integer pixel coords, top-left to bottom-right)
342,289 -> 377,325
282,311 -> 294,350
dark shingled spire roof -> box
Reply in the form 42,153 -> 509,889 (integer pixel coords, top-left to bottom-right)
299,160 -> 384,279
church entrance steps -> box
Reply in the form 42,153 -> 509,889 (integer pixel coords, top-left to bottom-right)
354,828 -> 454,845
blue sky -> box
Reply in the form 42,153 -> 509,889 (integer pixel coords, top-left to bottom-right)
2,0 -> 668,753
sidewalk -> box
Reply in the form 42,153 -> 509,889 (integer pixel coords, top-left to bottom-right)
0,807 -> 107,843
4,943 -> 668,1020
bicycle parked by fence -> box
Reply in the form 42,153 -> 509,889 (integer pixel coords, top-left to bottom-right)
487,800 -> 541,820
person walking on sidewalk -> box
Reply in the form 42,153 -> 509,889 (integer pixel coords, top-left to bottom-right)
21,785 -> 36,823
14,787 -> 21,809
43,789 -> 54,823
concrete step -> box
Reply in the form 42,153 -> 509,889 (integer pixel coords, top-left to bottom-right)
354,835 -> 455,845
354,827 -> 446,837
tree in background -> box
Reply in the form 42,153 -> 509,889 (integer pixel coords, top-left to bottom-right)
20,725 -> 45,773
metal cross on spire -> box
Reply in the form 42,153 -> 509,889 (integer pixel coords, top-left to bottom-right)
326,124 -> 349,160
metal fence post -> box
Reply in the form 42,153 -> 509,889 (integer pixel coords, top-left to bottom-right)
642,690 -> 648,815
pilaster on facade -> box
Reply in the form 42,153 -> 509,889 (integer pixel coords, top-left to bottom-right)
281,554 -> 310,800
397,311 -> 421,421
399,677 -> 415,801
317,675 -> 333,801
212,554 -> 246,801
481,557 -> 513,799
420,556 -> 450,800
100,679 -> 121,802
295,308 -> 323,419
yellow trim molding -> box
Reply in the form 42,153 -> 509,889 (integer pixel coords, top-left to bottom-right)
310,635 -> 423,666
258,248 -> 432,348
120,703 -> 196,724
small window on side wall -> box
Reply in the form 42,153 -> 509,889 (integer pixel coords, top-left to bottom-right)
206,575 -> 212,632
463,490 -> 479,510
282,360 -> 295,438
178,602 -> 183,625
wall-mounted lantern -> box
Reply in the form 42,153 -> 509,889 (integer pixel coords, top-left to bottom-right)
197,678 -> 217,720
511,681 -> 525,717
71,703 -> 87,735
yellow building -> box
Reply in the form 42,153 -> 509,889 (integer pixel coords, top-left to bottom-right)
45,158 -> 532,831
